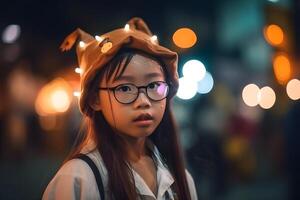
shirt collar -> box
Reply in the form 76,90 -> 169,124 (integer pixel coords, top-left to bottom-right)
131,140 -> 175,199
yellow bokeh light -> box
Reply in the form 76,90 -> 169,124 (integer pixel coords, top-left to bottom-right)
35,78 -> 72,116
264,24 -> 284,46
273,53 -> 291,84
258,86 -> 276,109
286,79 -> 300,100
172,28 -> 197,49
51,89 -> 70,113
242,84 -> 260,107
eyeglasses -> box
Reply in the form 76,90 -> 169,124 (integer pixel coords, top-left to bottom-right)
98,81 -> 169,104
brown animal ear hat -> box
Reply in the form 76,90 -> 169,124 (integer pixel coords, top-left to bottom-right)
60,17 -> 179,115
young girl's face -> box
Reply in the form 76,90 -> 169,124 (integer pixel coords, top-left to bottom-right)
94,53 -> 167,140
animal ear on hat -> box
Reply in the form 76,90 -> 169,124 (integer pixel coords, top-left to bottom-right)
127,17 -> 153,36
59,28 -> 94,51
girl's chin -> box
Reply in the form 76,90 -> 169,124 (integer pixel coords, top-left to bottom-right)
118,130 -> 154,140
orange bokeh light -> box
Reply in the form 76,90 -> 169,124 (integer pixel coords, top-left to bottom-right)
273,53 -> 291,84
264,24 -> 284,46
35,78 -> 72,116
172,28 -> 197,48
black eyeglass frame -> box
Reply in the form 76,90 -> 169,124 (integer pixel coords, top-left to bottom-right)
98,81 -> 170,104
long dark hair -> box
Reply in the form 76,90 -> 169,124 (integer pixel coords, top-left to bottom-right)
67,49 -> 192,200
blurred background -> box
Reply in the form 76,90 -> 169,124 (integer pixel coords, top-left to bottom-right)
0,0 -> 300,199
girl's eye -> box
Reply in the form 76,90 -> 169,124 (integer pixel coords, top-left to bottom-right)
148,82 -> 160,89
116,85 -> 132,92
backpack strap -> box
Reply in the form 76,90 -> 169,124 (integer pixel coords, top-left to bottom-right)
76,153 -> 105,200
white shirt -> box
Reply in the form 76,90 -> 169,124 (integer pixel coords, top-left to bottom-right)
42,141 -> 198,200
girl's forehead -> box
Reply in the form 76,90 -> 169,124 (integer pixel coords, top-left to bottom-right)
105,53 -> 165,84
120,55 -> 164,78
129,54 -> 161,67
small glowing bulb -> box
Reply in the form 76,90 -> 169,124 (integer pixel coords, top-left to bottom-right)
73,91 -> 81,97
151,35 -> 158,43
79,41 -> 85,48
95,35 -> 103,42
75,67 -> 83,74
124,24 -> 130,32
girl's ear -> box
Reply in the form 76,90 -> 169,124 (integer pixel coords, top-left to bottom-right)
89,95 -> 102,111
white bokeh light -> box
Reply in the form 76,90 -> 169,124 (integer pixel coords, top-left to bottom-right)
258,86 -> 276,109
197,72 -> 214,94
2,24 -> 21,44
242,84 -> 260,107
176,77 -> 197,100
286,79 -> 300,100
182,59 -> 206,81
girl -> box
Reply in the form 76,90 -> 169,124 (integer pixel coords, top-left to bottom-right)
43,17 -> 198,200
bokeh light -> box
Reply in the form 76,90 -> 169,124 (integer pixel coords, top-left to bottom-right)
242,84 -> 260,107
2,24 -> 21,44
264,24 -> 284,46
258,86 -> 276,109
51,89 -> 70,113
286,79 -> 300,100
273,53 -> 291,84
182,59 -> 206,82
197,72 -> 214,94
173,28 -> 197,48
176,77 -> 197,100
35,78 -> 72,116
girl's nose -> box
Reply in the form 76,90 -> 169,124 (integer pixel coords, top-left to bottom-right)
133,91 -> 151,109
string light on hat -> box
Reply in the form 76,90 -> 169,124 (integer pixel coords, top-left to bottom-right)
74,67 -> 82,98
95,35 -> 104,42
150,35 -> 158,44
124,24 -> 130,32
73,91 -> 81,98
79,41 -> 86,48
75,67 -> 83,74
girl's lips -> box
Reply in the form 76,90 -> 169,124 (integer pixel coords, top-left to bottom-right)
133,113 -> 153,122
132,119 -> 153,126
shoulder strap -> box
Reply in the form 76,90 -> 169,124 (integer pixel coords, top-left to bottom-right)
76,153 -> 105,200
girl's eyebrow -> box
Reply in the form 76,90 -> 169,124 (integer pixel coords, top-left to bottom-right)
114,72 -> 163,82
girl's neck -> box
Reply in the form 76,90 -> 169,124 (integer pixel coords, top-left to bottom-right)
122,136 -> 149,162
